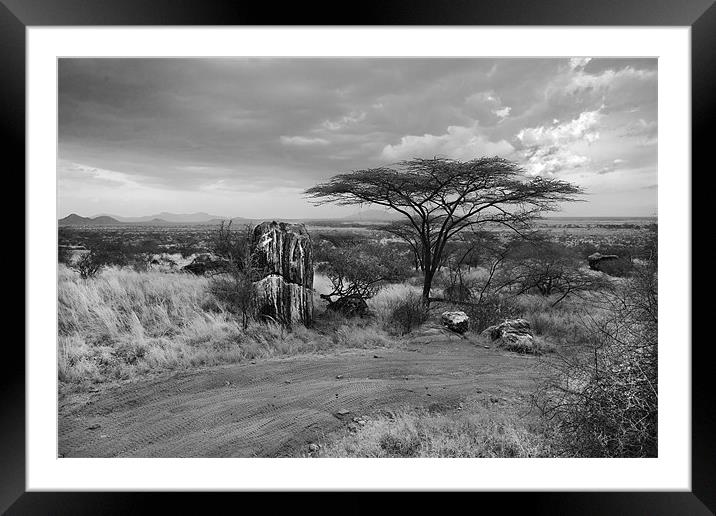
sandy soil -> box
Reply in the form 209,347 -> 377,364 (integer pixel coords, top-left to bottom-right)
58,336 -> 542,457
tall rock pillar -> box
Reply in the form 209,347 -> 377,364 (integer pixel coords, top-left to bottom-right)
251,221 -> 314,326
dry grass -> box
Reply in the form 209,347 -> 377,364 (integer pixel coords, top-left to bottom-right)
312,395 -> 554,458
368,282 -> 422,321
58,266 -> 398,387
511,294 -> 597,346
58,265 -> 602,388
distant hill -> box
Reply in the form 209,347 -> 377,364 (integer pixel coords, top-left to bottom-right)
95,212 -> 228,223
59,214 -> 122,226
59,212 -> 256,226
60,211 -> 408,226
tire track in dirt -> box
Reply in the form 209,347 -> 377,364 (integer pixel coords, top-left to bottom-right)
59,340 -> 541,457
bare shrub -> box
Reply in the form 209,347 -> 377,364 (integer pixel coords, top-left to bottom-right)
463,295 -> 518,333
208,222 -> 257,328
210,220 -> 251,270
386,291 -> 430,335
209,270 -> 255,330
442,255 -> 474,302
498,234 -> 609,306
535,265 -> 657,457
71,250 -> 105,279
318,242 -> 409,302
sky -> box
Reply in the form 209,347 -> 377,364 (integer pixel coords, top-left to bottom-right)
58,57 -> 657,219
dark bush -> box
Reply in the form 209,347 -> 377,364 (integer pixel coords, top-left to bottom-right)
444,283 -> 472,303
71,250 -> 105,279
92,241 -> 130,267
58,245 -> 73,265
463,295 -> 518,333
387,292 -> 430,335
596,258 -> 633,277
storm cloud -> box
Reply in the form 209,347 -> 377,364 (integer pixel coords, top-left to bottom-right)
58,57 -> 657,218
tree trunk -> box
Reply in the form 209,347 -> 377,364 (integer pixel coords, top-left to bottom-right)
422,269 -> 435,307
422,277 -> 431,305
421,247 -> 434,306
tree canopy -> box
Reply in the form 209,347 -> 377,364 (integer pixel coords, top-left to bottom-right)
305,157 -> 583,303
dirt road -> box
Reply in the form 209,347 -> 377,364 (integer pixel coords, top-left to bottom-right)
59,336 -> 542,457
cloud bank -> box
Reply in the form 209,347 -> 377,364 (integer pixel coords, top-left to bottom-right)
59,57 -> 657,218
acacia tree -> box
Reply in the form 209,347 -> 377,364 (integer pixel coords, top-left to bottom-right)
305,157 -> 582,305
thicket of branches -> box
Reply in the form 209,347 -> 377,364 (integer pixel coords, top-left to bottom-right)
317,241 -> 411,301
496,234 -> 609,306
534,255 -> 658,457
70,250 -> 105,279
207,221 -> 258,329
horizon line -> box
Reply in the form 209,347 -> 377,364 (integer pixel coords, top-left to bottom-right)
59,212 -> 658,221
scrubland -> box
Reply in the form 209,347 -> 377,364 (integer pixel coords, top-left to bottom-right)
58,264 -> 590,387
58,266 -> 404,387
58,221 -> 657,457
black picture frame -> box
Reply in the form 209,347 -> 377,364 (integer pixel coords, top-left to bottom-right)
5,0 -> 711,513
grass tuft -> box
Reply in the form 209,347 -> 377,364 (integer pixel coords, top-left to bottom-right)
313,396 -> 554,458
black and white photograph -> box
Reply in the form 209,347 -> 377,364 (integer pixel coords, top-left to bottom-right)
57,57 -> 658,459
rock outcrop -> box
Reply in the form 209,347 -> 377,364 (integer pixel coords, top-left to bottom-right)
181,253 -> 228,275
322,295 -> 371,318
587,252 -> 620,271
251,221 -> 313,325
441,311 -> 469,334
482,318 -> 537,354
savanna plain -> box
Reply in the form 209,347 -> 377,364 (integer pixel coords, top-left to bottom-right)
57,216 -> 657,458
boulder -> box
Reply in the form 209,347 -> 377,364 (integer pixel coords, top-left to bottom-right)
251,221 -> 313,325
181,253 -> 227,275
483,318 -> 531,340
325,295 -> 371,318
411,323 -> 466,344
441,311 -> 469,334
482,318 -> 537,354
